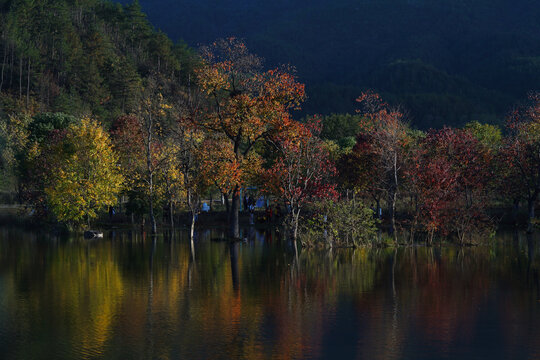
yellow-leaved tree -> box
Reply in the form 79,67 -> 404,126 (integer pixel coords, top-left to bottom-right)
44,117 -> 124,227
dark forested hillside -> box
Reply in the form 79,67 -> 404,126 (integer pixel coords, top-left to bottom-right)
1,0 -> 539,128
0,0 -> 195,122
120,0 -> 540,128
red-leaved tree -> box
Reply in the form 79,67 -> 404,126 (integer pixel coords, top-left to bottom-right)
355,91 -> 408,242
409,127 -> 493,244
262,117 -> 337,241
502,92 -> 540,232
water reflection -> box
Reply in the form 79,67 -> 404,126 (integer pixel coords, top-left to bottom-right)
0,228 -> 539,359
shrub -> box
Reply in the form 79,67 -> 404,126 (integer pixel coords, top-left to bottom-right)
300,199 -> 378,248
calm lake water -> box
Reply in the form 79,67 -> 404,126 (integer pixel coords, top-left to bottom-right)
1,227 -> 540,359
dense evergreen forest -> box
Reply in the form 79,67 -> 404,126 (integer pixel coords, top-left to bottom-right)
122,0 -> 540,128
0,0 -> 196,120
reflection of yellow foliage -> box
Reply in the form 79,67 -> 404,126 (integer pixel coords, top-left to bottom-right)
46,245 -> 124,356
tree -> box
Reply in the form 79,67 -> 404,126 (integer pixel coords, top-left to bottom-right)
42,117 -> 123,227
319,113 -> 362,152
0,112 -> 31,188
27,112 -> 78,143
408,132 -> 459,244
338,132 -> 385,218
262,117 -> 337,241
196,38 -> 305,238
17,112 -> 79,213
465,121 -> 502,151
355,91 -> 408,242
136,77 -> 173,234
110,114 -> 148,225
408,127 -> 494,244
503,93 -> 540,232
174,117 -> 210,241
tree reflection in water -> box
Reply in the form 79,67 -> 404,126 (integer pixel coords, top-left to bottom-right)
0,228 -> 539,359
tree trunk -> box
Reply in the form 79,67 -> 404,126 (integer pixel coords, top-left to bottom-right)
190,235 -> 196,261
19,55 -> 22,99
0,46 -> 6,93
527,196 -> 536,233
190,211 -> 196,241
146,111 -> 157,235
292,208 -> 301,241
388,189 -> 396,231
229,186 -> 240,239
512,198 -> 520,227
149,190 -> 157,235
390,151 -> 398,244
391,189 -> 397,244
223,191 -> 230,222
9,47 -> 13,87
169,200 -> 174,229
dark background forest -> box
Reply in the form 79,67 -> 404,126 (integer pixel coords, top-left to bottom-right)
1,0 -> 540,129
119,0 -> 540,128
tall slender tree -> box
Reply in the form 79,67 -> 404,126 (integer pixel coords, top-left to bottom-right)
355,91 -> 408,243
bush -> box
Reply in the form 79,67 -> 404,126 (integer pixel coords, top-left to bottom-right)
300,199 -> 378,248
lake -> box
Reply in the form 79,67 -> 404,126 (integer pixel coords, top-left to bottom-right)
0,227 -> 539,359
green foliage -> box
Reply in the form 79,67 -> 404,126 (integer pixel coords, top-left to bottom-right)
27,112 -> 78,144
0,112 -> 31,188
316,113 -> 364,153
320,113 -> 362,141
0,0 -> 196,122
300,199 -> 379,248
465,121 -> 502,150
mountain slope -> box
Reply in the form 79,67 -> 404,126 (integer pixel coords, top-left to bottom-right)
125,0 -> 540,127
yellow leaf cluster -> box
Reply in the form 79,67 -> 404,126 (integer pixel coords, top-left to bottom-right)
45,117 -> 124,225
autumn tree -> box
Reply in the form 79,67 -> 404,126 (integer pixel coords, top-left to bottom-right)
110,114 -> 148,224
40,117 -> 123,227
174,117 -> 210,240
110,76 -> 175,234
338,133 -> 386,219
196,38 -> 305,238
262,118 -> 337,241
158,140 -> 183,229
408,127 -> 494,244
355,91 -> 408,242
502,93 -> 540,232
17,112 -> 79,214
136,76 -> 173,234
